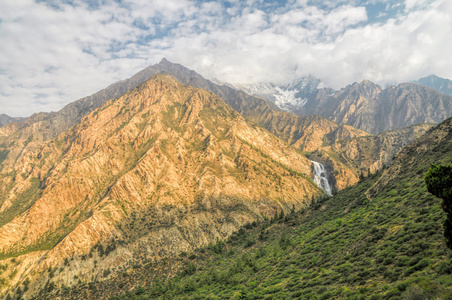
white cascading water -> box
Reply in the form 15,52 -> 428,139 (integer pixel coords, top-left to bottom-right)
311,161 -> 333,196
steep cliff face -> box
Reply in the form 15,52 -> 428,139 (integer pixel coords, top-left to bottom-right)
325,123 -> 435,175
0,74 -> 323,298
297,81 -> 452,134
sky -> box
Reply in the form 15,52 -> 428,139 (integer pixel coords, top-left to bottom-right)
1,0 -> 451,117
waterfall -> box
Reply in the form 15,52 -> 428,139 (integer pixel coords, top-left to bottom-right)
311,161 -> 333,196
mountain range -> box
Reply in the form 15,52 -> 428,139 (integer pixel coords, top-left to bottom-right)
414,74 -> 452,95
0,115 -> 24,128
0,59 -> 451,299
232,77 -> 452,134
1,59 -> 438,203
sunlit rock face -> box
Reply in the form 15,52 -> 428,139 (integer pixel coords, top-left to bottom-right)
0,74 -> 324,299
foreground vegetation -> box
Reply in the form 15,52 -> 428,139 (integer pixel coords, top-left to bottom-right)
425,161 -> 452,249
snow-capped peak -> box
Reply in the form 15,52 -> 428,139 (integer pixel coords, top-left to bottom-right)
229,75 -> 322,113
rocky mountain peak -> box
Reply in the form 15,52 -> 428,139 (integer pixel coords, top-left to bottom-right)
347,80 -> 382,97
0,114 -> 22,128
229,75 -> 322,114
414,74 -> 452,95
159,57 -> 171,65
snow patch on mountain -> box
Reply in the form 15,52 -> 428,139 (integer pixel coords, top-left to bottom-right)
229,75 -> 323,114
273,87 -> 307,110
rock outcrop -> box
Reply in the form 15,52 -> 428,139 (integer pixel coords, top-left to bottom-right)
326,123 -> 435,175
303,81 -> 451,134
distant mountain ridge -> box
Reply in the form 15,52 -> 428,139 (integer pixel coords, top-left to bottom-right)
234,78 -> 452,134
0,114 -> 23,128
306,80 -> 452,134
414,74 -> 452,95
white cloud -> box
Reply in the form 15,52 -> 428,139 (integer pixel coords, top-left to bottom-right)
404,0 -> 432,11
0,0 -> 451,117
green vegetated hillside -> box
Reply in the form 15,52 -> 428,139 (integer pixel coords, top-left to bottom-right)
44,118 -> 452,300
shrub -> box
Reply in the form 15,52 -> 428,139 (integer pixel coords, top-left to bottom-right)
244,239 -> 255,248
135,285 -> 145,295
425,162 -> 452,249
208,240 -> 225,254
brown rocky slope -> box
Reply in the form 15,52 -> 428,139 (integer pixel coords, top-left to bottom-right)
0,74 -> 324,299
320,123 -> 435,176
0,59 -> 366,198
0,59 -> 352,188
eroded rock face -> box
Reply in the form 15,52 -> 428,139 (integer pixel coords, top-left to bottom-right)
327,123 -> 434,174
0,75 -> 323,298
304,123 -> 434,191
234,76 -> 452,134
367,117 -> 452,198
300,81 -> 452,134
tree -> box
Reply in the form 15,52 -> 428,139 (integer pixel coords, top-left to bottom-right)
359,170 -> 365,180
425,162 -> 452,249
